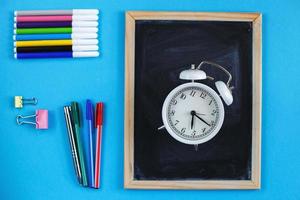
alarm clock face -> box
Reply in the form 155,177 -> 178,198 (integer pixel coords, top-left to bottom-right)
162,82 -> 224,145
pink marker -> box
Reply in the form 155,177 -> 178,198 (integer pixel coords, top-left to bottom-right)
15,15 -> 98,22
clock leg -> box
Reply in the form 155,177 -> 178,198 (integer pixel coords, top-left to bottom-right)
194,145 -> 198,151
157,125 -> 165,131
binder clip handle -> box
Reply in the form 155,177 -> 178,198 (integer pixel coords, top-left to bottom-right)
15,96 -> 38,108
16,114 -> 37,126
16,110 -> 48,130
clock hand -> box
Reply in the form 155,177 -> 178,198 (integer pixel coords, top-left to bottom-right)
191,112 -> 195,129
194,113 -> 211,126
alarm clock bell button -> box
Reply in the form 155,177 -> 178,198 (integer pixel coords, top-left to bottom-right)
215,81 -> 233,105
179,69 -> 206,80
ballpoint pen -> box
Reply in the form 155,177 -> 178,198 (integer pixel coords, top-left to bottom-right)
71,102 -> 88,186
63,106 -> 82,185
86,100 -> 95,188
95,102 -> 103,188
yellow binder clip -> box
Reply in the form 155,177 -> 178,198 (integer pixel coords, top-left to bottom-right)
15,96 -> 38,108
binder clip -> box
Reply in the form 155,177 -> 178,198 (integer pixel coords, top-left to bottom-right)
16,110 -> 48,129
15,96 -> 38,108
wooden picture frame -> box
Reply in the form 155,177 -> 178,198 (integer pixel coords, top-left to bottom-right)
124,11 -> 262,189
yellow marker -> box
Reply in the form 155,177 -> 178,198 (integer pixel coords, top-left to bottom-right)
14,40 -> 72,47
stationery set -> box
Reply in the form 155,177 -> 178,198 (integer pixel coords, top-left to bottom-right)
14,9 -> 104,188
63,101 -> 104,188
13,9 -> 100,59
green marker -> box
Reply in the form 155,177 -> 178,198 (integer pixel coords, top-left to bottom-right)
71,102 -> 88,186
15,27 -> 72,34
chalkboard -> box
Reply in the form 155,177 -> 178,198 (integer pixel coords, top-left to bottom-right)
124,12 -> 262,189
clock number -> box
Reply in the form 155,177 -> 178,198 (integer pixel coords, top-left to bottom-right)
202,128 -> 206,133
181,128 -> 186,133
192,130 -> 197,136
211,109 -> 217,116
174,120 -> 179,125
190,90 -> 196,97
171,99 -> 177,105
211,121 -> 215,126
200,92 -> 207,99
170,110 -> 175,116
209,100 -> 213,105
180,93 -> 186,100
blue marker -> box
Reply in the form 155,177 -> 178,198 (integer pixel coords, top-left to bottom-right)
13,33 -> 98,41
14,51 -> 99,59
14,34 -> 71,41
86,100 -> 95,187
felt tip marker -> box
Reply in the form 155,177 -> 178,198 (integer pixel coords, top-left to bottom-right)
15,9 -> 99,16
14,45 -> 99,53
14,39 -> 98,47
14,21 -> 99,28
14,51 -> 99,59
15,15 -> 99,22
13,33 -> 98,41
14,27 -> 98,35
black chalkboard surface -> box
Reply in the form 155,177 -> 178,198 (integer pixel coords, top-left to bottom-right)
133,20 -> 253,180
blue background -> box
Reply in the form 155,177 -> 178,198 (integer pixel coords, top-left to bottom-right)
0,0 -> 299,199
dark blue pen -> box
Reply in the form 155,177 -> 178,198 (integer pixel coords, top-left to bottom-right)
86,100 -> 95,187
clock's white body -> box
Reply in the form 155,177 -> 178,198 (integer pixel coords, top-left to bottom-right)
162,82 -> 224,145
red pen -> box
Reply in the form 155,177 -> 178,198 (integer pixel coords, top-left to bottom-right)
94,102 -> 103,188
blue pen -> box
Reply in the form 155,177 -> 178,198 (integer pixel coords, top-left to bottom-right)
86,100 -> 95,187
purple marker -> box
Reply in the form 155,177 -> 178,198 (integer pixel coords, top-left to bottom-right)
16,21 -> 72,28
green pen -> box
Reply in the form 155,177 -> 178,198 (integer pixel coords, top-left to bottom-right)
71,102 -> 88,186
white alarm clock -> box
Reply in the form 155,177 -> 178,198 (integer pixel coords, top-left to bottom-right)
158,61 -> 234,147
